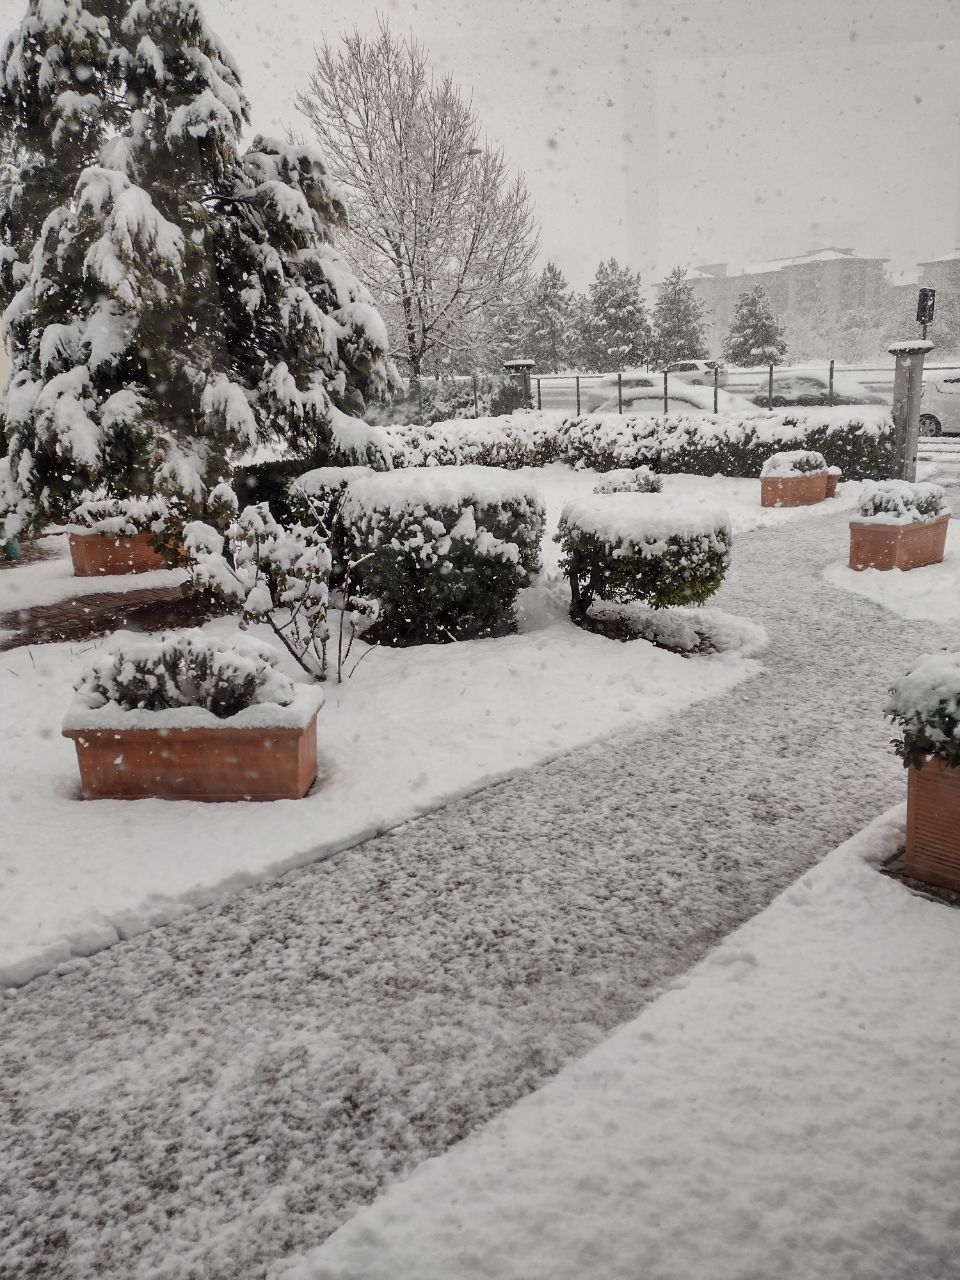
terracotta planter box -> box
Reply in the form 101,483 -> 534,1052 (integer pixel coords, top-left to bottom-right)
760,472 -> 828,508
63,694 -> 322,801
825,470 -> 841,498
848,514 -> 949,572
905,759 -> 960,892
68,530 -> 167,577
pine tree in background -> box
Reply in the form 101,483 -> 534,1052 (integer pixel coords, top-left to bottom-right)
523,261 -> 574,374
723,284 -> 787,366
0,0 -> 394,538
581,258 -> 651,372
650,267 -> 709,368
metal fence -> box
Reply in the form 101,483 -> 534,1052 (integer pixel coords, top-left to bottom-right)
531,362 -> 960,423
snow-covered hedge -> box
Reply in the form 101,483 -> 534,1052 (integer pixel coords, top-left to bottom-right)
592,466 -> 663,494
72,631 -> 295,720
855,480 -> 950,526
557,495 -> 732,617
383,413 -> 565,470
341,467 -> 545,644
760,450 -> 827,478
382,408 -> 893,480
288,465 -> 376,587
887,650 -> 960,770
562,408 -> 893,479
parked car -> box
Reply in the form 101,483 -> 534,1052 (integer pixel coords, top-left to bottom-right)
663,359 -> 725,385
591,379 -> 759,416
919,374 -> 960,436
740,369 -> 886,410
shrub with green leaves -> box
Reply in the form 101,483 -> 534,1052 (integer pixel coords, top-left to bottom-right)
385,413 -> 563,470
557,495 -> 731,618
289,465 -> 376,588
341,467 -> 545,644
760,450 -> 827,477
593,467 -> 663,494
886,650 -> 960,770
856,480 -> 950,525
73,631 -> 295,720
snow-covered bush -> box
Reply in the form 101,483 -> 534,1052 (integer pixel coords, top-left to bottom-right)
760,450 -> 827,477
183,495 -> 331,680
886,650 -> 960,770
60,494 -> 180,538
289,465 -> 376,588
561,408 -> 893,479
385,413 -> 563,471
592,467 -> 663,495
557,495 -> 732,618
341,467 -> 545,644
73,631 -> 295,720
855,480 -> 950,525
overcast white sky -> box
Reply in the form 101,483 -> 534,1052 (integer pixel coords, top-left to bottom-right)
3,0 -> 959,288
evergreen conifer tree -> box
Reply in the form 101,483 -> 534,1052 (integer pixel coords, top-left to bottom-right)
723,284 -> 787,366
523,261 -> 574,374
581,258 -> 650,372
0,0 -> 394,539
650,266 -> 709,368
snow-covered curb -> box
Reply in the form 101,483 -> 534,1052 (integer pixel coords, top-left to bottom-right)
274,806 -> 960,1280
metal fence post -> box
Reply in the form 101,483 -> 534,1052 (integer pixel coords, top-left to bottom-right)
472,372 -> 479,417
768,363 -> 774,409
828,359 -> 834,407
576,375 -> 581,416
713,366 -> 719,414
618,371 -> 623,415
536,377 -> 541,411
663,370 -> 668,415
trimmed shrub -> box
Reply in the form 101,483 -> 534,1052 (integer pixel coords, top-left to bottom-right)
593,466 -> 663,494
760,450 -> 827,477
289,465 -> 375,589
855,479 -> 950,525
385,413 -> 565,470
73,631 -> 295,719
341,466 -> 545,644
886,650 -> 960,770
557,495 -> 732,617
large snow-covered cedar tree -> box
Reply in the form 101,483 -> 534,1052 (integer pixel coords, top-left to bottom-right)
723,284 -> 788,367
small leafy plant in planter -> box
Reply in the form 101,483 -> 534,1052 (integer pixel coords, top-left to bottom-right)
759,450 -> 829,508
556,494 -> 733,650
62,631 -> 323,801
849,480 -> 951,572
61,494 -> 184,577
886,649 -> 960,890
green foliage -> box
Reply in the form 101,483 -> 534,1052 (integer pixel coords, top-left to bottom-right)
581,258 -> 651,372
723,285 -> 788,366
650,267 -> 709,367
342,486 -> 545,644
886,652 -> 960,770
558,510 -> 731,618
523,261 -> 575,373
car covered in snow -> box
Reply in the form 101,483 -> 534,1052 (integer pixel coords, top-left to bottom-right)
588,375 -> 760,416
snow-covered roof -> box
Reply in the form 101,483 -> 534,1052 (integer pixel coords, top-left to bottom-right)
737,248 -> 889,275
917,249 -> 960,265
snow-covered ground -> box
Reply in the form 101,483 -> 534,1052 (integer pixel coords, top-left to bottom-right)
824,520 -> 960,622
0,534 -> 186,614
1,464 -> 827,988
277,807 -> 960,1280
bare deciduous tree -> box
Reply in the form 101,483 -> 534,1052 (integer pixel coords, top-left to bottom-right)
297,20 -> 539,380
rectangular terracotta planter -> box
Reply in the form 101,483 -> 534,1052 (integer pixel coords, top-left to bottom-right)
825,470 -> 841,498
848,513 -> 949,572
905,759 -> 960,892
68,530 -> 168,577
63,711 -> 319,801
760,473 -> 828,507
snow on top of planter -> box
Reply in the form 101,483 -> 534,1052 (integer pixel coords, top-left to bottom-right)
65,631 -> 322,732
341,465 -> 544,517
559,494 -> 731,551
54,493 -> 174,536
887,650 -> 960,723
760,450 -> 827,477
855,480 -> 950,526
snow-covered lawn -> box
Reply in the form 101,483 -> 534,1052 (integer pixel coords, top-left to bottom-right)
277,807 -> 960,1280
1,464 -> 814,989
823,519 -> 960,622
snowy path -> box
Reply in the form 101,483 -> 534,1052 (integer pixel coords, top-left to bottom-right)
2,490 -> 958,1280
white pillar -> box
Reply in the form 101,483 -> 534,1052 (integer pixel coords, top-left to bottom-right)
888,340 -> 933,482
